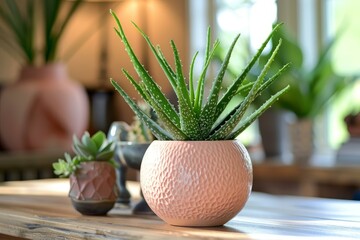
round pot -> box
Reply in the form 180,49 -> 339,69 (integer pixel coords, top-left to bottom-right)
140,140 -> 253,227
69,161 -> 117,215
0,63 -> 89,151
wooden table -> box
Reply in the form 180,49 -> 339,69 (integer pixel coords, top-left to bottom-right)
0,179 -> 359,239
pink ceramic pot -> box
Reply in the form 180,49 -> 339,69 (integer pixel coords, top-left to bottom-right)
140,140 -> 253,227
0,63 -> 89,151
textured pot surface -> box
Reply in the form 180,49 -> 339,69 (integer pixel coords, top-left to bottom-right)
69,162 -> 117,202
140,140 -> 253,227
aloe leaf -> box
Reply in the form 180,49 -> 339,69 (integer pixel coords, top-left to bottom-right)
132,22 -> 177,89
193,27 -> 211,109
235,82 -> 254,95
199,33 -> 241,135
111,10 -> 180,127
215,23 -> 283,118
210,99 -> 244,135
189,51 -> 199,105
141,82 -> 188,140
111,79 -> 173,140
226,85 -> 290,139
170,40 -> 201,138
209,39 -> 283,140
257,63 -> 290,94
128,72 -> 187,139
122,69 -> 185,137
194,39 -> 220,113
170,40 -> 191,106
156,46 -> 177,81
177,86 -> 201,139
122,69 -> 150,102
204,27 -> 211,61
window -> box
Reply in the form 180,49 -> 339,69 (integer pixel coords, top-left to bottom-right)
214,0 -> 277,146
326,0 -> 360,148
189,0 -> 359,162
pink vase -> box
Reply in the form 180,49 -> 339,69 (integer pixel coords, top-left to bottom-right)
140,140 -> 253,227
0,63 -> 89,152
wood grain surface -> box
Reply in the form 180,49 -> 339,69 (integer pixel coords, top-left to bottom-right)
0,179 -> 359,239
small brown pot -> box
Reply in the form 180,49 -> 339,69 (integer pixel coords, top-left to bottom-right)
69,161 -> 117,215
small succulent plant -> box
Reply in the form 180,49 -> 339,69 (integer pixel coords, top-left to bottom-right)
109,10 -> 289,141
53,131 -> 115,177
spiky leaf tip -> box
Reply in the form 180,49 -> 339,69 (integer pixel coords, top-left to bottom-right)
110,10 -> 289,141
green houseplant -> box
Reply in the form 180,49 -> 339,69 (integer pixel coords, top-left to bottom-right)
248,24 -> 354,162
250,24 -> 351,119
109,10 -> 289,226
0,0 -> 89,152
214,24 -> 354,162
53,131 -> 117,216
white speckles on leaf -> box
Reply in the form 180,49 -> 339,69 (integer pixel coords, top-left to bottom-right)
111,14 -> 288,140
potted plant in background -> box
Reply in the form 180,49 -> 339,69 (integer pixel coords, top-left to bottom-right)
0,0 -> 89,152
215,24 -> 355,163
109,10 -> 289,227
247,24 -> 355,164
53,131 -> 117,216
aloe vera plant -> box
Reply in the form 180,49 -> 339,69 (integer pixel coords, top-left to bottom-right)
110,10 -> 290,141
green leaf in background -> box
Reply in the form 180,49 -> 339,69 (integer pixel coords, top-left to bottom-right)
244,23 -> 356,119
0,0 -> 83,65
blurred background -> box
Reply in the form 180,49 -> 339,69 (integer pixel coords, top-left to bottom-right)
1,0 -> 360,199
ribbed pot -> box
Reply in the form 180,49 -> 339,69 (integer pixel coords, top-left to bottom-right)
140,140 -> 253,227
69,162 -> 117,215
